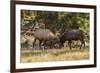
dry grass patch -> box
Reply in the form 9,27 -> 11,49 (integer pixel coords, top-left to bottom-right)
21,47 -> 89,63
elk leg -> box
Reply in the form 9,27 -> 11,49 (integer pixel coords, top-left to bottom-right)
80,40 -> 82,49
82,40 -> 85,48
59,43 -> 63,48
43,40 -> 50,49
80,40 -> 85,49
80,40 -> 83,49
39,40 -> 42,49
43,41 -> 47,48
68,41 -> 72,50
33,38 -> 36,48
83,40 -> 85,48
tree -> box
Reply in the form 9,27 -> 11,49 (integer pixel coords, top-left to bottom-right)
21,10 -> 89,34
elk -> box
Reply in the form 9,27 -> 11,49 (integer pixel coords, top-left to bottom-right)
59,29 -> 85,49
32,29 -> 59,49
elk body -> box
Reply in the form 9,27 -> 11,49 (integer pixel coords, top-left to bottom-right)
33,29 -> 59,49
59,29 -> 85,49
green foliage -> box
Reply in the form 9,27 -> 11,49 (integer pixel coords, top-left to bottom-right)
21,10 -> 90,33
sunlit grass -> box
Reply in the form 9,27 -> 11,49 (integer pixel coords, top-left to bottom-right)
21,47 -> 89,63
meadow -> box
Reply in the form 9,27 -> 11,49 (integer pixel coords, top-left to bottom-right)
21,47 -> 89,63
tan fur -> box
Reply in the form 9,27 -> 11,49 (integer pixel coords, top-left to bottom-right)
34,29 -> 56,41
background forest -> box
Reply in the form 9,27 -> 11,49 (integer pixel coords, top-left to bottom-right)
21,10 -> 90,34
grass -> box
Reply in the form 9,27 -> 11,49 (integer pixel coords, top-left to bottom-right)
20,47 -> 89,63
